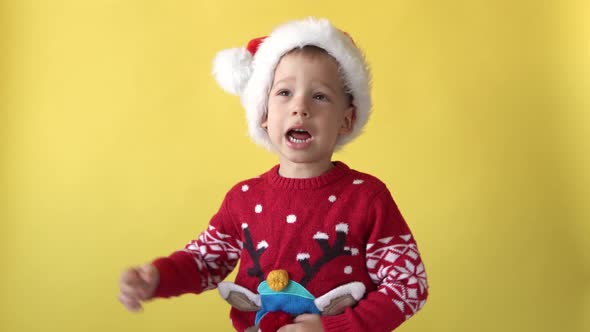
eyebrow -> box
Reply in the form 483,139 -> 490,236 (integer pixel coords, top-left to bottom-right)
272,76 -> 295,87
272,77 -> 340,94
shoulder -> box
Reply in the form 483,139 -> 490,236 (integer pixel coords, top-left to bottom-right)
224,166 -> 275,197
345,165 -> 389,195
226,175 -> 266,196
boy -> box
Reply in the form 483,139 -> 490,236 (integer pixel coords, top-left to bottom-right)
119,17 -> 428,332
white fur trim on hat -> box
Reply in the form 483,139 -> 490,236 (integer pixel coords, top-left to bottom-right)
212,17 -> 372,150
212,47 -> 253,95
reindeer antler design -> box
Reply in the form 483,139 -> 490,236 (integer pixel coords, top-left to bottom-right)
297,223 -> 357,286
241,223 -> 268,283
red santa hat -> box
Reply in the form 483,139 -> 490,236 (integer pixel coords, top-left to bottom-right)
212,17 -> 372,150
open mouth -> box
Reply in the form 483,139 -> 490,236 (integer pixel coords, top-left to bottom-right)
286,128 -> 312,144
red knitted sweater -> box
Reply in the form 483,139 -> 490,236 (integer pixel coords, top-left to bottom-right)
152,162 -> 428,331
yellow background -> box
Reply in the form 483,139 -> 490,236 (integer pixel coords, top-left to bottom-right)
1,1 -> 588,331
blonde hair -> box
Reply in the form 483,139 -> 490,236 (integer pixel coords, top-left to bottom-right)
282,45 -> 353,102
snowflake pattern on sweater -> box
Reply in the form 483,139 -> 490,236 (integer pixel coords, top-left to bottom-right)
366,234 -> 428,320
184,225 -> 242,291
152,162 -> 428,332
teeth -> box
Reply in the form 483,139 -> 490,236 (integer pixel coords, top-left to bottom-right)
292,128 -> 306,132
288,136 -> 311,144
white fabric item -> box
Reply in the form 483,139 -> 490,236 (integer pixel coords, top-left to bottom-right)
212,17 -> 372,150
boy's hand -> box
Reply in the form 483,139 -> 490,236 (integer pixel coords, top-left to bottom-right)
277,314 -> 325,332
118,264 -> 159,312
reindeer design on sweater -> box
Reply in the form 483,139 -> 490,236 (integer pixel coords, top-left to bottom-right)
218,223 -> 366,332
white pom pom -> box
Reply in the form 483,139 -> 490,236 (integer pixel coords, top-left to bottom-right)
212,47 -> 253,95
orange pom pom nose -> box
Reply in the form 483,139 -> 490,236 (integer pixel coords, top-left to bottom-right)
267,270 -> 289,292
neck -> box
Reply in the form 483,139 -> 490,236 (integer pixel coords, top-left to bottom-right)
277,159 -> 335,179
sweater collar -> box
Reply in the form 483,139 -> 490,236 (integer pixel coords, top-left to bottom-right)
265,161 -> 350,190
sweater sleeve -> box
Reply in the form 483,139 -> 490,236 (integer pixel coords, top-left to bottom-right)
151,192 -> 242,298
321,188 -> 429,331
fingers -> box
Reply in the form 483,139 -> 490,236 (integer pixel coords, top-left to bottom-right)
118,293 -> 143,312
279,314 -> 323,332
276,322 -> 309,332
277,325 -> 292,332
119,268 -> 151,300
294,314 -> 319,323
118,266 -> 157,312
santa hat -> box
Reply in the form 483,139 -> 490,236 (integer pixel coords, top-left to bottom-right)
212,17 -> 371,150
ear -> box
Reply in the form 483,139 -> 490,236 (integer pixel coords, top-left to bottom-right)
218,282 -> 261,312
338,104 -> 356,135
314,282 -> 365,316
319,294 -> 357,316
261,111 -> 269,130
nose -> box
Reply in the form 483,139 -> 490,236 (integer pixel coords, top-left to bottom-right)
290,96 -> 310,118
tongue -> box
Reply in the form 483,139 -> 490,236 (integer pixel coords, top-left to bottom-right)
290,131 -> 311,140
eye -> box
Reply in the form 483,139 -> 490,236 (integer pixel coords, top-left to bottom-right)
313,93 -> 329,101
277,89 -> 291,97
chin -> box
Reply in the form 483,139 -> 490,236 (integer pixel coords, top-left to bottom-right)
282,151 -> 329,165
283,155 -> 315,164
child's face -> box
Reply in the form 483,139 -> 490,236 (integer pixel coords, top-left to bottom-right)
262,51 -> 355,168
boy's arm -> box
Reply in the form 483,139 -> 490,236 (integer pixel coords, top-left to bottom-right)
151,194 -> 242,298
321,188 -> 429,331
